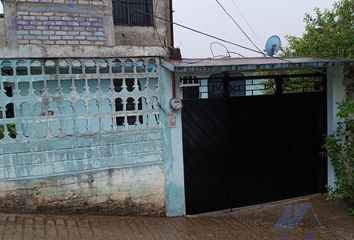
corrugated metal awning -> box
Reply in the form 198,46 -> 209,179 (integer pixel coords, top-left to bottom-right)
162,57 -> 353,74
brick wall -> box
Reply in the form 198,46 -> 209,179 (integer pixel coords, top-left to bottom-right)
1,0 -> 172,50
0,0 -> 111,46
16,11 -> 105,45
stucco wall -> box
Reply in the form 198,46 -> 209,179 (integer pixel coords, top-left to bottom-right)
0,17 -> 5,45
0,57 -> 167,215
0,163 -> 165,215
114,0 -> 172,48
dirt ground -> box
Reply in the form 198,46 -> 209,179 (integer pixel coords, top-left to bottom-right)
0,195 -> 353,240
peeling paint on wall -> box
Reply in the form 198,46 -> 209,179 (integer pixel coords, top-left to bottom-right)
0,57 -> 166,215
0,163 -> 166,215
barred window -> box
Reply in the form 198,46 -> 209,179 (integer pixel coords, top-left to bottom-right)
112,0 -> 154,26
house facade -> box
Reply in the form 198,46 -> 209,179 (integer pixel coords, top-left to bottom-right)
163,58 -> 352,214
0,0 -> 352,217
0,0 -> 172,54
0,0 -> 186,217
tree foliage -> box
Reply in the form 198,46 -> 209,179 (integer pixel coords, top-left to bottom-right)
0,124 -> 16,139
282,0 -> 354,59
324,100 -> 354,215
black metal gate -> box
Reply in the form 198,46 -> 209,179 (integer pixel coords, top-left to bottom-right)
182,73 -> 327,214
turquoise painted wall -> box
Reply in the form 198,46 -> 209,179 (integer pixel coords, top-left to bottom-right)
0,57 -> 170,215
160,68 -> 186,217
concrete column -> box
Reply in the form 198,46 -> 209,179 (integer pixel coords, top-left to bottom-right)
327,66 -> 346,188
160,67 -> 186,217
2,0 -> 17,46
103,0 -> 115,46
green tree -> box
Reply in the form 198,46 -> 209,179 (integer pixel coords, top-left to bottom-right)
282,0 -> 354,59
324,100 -> 354,215
262,1 -> 354,95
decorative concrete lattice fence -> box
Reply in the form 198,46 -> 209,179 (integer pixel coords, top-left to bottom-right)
0,57 -> 164,180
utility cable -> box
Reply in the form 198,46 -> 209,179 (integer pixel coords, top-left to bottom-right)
228,51 -> 245,57
115,0 -> 262,55
210,42 -> 245,58
210,42 -> 231,58
230,0 -> 263,46
115,0 -> 345,77
215,0 -> 266,56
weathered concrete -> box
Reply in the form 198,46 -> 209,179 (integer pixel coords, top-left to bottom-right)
0,0 -> 173,217
114,0 -> 172,48
0,195 -> 353,239
160,67 -> 185,217
0,163 -> 165,215
0,17 -> 5,46
0,57 -> 168,216
0,0 -> 172,55
0,45 -> 166,58
0,19 -> 4,46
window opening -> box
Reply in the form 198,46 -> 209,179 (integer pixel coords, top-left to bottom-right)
112,0 -> 153,26
44,60 -> 56,75
72,60 -> 83,74
85,60 -> 96,74
98,60 -> 110,74
112,59 -> 122,73
126,78 -> 135,92
59,60 -> 69,74
1,61 -> 13,76
113,79 -> 123,92
16,60 -> 28,76
30,61 -> 42,75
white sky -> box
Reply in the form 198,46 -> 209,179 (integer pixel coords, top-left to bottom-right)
173,0 -> 336,58
0,0 -> 336,58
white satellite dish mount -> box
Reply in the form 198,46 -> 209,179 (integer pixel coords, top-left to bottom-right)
265,35 -> 281,56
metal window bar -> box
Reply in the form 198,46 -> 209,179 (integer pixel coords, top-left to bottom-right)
113,0 -> 153,26
180,73 -> 326,100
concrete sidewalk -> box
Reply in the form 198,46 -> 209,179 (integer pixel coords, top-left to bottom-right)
0,195 -> 353,240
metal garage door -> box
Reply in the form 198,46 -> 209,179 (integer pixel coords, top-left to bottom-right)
182,73 -> 327,214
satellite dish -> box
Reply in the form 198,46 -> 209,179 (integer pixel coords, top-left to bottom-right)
265,35 -> 281,56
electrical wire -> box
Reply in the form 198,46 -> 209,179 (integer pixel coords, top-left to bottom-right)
215,0 -> 266,56
210,42 -> 231,58
230,0 -> 263,46
115,0 -> 262,55
213,0 -> 332,73
228,51 -> 245,57
115,1 -> 346,77
210,42 -> 245,58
